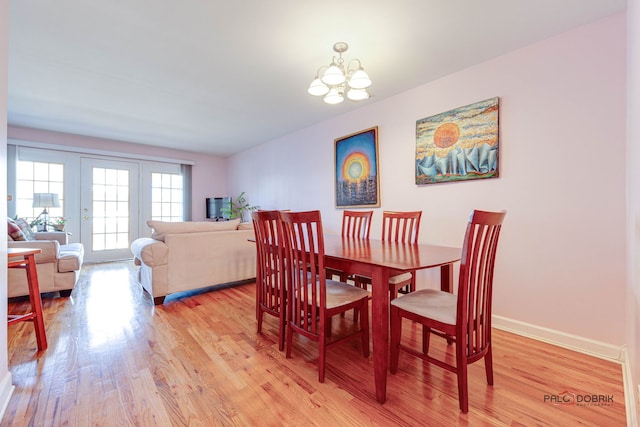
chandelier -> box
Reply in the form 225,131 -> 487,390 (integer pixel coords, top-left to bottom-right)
307,42 -> 372,105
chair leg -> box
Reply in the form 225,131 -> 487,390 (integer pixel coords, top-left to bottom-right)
456,342 -> 469,413
257,307 -> 264,333
485,344 -> 494,385
319,333 -> 327,383
422,325 -> 431,354
286,324 -> 293,359
389,307 -> 402,374
390,286 -> 398,301
360,299 -> 370,358
278,314 -> 286,352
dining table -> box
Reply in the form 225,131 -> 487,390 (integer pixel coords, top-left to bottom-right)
322,235 -> 461,403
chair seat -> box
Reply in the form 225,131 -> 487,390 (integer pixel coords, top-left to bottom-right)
388,272 -> 412,285
308,280 -> 370,309
390,289 -> 457,325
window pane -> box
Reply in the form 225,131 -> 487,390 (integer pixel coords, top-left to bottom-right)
15,160 -> 65,222
150,172 -> 183,222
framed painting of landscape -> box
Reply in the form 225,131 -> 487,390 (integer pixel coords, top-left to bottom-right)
415,97 -> 499,185
335,127 -> 380,208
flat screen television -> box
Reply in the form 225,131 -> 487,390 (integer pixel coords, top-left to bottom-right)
206,197 -> 231,220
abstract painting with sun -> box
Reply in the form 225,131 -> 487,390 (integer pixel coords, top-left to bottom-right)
335,127 -> 380,208
416,97 -> 499,185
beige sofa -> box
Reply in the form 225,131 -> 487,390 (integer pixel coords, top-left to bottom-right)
130,219 -> 256,304
8,232 -> 85,298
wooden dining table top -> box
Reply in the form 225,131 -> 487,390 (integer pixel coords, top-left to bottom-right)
322,235 -> 461,272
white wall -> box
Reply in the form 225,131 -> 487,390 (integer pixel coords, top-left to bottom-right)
0,0 -> 12,417
7,126 -> 228,221
627,0 -> 640,417
228,15 -> 627,347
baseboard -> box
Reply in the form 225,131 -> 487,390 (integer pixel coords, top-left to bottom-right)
493,315 -> 638,426
620,346 -> 638,427
0,371 -> 14,422
492,315 -> 624,361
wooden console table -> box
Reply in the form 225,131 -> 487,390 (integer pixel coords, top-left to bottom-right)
7,248 -> 48,351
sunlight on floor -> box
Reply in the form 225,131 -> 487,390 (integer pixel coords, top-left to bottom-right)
85,264 -> 136,349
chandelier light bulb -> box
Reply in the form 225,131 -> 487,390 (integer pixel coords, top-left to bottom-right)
347,88 -> 369,101
321,64 -> 346,86
307,78 -> 329,96
324,87 -> 344,104
348,69 -> 371,89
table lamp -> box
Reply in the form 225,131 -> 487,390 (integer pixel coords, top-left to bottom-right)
32,193 -> 60,231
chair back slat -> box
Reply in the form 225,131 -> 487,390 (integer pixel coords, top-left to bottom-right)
342,210 -> 373,239
382,211 -> 422,243
280,210 -> 326,337
457,210 -> 506,359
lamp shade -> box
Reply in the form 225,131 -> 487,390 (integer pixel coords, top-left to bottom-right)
323,88 -> 344,104
321,64 -> 346,86
32,193 -> 61,208
347,69 -> 371,89
347,88 -> 370,101
307,78 -> 330,96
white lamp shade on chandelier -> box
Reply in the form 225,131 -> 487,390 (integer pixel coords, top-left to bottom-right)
307,42 -> 371,104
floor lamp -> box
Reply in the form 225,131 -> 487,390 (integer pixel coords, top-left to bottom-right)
32,193 -> 61,232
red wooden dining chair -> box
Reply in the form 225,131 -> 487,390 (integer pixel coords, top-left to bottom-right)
280,210 -> 370,382
389,209 -> 506,413
354,210 -> 422,300
252,210 -> 287,351
326,210 -> 373,282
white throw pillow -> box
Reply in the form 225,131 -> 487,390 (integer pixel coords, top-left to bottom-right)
147,219 -> 241,241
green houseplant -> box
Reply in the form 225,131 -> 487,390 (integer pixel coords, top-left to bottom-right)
221,192 -> 258,222
49,216 -> 68,231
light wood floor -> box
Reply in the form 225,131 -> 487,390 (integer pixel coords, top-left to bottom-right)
3,261 -> 627,426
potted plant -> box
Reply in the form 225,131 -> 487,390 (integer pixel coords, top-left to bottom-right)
221,192 -> 258,222
49,217 -> 68,232
29,217 -> 45,232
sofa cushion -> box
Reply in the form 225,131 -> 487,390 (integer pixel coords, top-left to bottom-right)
7,218 -> 26,241
58,243 -> 84,272
147,219 -> 241,241
14,218 -> 35,240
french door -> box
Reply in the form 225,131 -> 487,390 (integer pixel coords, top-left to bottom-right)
80,158 -> 140,262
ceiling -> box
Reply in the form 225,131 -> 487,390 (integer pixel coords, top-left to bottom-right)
8,1 -> 626,157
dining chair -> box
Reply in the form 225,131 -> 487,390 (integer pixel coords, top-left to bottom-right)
389,209 -> 506,413
326,210 -> 373,282
252,210 -> 287,351
354,210 -> 422,300
279,210 -> 370,382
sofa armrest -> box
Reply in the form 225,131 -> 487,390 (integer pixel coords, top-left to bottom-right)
131,238 -> 168,267
8,240 -> 60,263
35,232 -> 68,245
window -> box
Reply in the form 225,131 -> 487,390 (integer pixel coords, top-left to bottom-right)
16,160 -> 64,225
151,172 -> 183,222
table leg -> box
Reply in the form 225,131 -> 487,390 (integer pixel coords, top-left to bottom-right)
25,254 -> 47,351
440,263 -> 454,293
371,265 -> 389,403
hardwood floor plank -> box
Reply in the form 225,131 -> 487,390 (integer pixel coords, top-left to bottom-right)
2,261 -> 627,426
